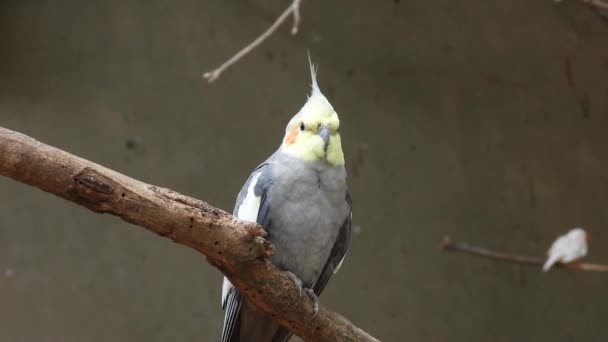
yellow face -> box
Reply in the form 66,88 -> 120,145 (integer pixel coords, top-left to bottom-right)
281,93 -> 344,166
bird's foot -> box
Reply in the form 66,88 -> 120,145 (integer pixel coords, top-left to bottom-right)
286,271 -> 303,296
285,271 -> 319,318
304,287 -> 320,319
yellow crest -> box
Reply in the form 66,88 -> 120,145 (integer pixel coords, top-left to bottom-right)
281,57 -> 344,166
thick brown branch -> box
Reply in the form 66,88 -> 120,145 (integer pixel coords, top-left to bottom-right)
441,236 -> 608,272
0,126 -> 378,342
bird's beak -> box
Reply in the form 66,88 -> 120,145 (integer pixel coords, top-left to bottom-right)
318,125 -> 331,151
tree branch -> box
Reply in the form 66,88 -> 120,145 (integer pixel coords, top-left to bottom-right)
584,0 -> 608,12
203,0 -> 303,83
440,236 -> 608,272
0,126 -> 378,342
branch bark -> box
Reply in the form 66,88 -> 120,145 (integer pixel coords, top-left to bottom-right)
0,126 -> 379,342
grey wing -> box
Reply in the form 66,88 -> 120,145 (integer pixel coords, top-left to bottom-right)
271,191 -> 352,342
221,163 -> 273,342
313,190 -> 352,295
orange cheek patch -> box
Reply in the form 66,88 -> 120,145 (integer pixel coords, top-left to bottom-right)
284,127 -> 299,145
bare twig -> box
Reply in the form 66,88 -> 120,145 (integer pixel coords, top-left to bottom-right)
584,0 -> 608,11
0,126 -> 379,342
558,0 -> 608,19
203,0 -> 303,83
440,236 -> 608,272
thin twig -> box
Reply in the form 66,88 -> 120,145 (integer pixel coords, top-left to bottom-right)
291,1 -> 301,34
203,0 -> 303,83
440,236 -> 608,272
584,0 -> 608,11
561,0 -> 608,18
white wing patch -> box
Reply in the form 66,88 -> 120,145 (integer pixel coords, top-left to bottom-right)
333,256 -> 345,274
236,172 -> 262,223
221,277 -> 233,307
221,172 -> 263,306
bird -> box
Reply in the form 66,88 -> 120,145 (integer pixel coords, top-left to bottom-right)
542,228 -> 589,272
220,58 -> 352,342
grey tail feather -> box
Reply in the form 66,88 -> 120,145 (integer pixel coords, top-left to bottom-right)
221,291 -> 242,342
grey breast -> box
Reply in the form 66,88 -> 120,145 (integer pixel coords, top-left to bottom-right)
266,152 -> 349,286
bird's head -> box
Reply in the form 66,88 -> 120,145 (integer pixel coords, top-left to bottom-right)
569,228 -> 589,242
280,59 -> 344,166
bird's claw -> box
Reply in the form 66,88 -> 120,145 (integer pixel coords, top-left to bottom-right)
304,288 -> 320,319
286,271 -> 303,296
285,271 -> 319,318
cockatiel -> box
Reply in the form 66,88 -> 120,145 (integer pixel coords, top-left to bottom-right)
220,59 -> 352,342
542,228 -> 589,272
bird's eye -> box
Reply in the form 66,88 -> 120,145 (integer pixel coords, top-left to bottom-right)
300,123 -> 305,131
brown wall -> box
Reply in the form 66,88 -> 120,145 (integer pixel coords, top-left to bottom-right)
1,1 -> 607,341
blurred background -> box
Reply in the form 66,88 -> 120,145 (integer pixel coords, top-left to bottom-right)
1,1 -> 608,341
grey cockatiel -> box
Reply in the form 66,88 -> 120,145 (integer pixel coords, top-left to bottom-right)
220,61 -> 352,342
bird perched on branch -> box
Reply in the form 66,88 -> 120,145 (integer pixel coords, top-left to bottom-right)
220,58 -> 352,342
543,228 -> 589,272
